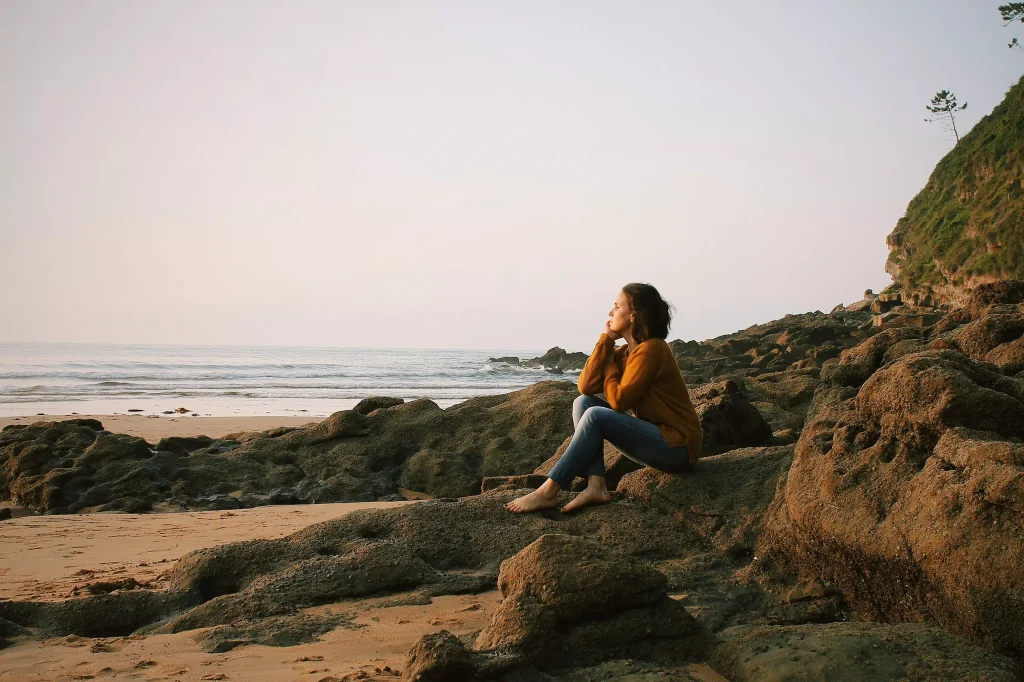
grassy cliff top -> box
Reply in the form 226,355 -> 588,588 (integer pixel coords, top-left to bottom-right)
887,75 -> 1024,303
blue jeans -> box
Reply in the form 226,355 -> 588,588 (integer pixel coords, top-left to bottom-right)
547,394 -> 691,489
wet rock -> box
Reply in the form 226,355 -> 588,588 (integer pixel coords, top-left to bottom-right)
521,348 -> 589,373
710,622 -> 1019,682
353,396 -> 405,416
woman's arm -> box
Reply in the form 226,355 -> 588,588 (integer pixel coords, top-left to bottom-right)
577,334 -> 616,395
603,343 -> 659,412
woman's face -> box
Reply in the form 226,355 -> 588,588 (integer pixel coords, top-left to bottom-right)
608,291 -> 634,335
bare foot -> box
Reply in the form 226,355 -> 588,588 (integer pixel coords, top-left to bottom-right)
505,488 -> 559,513
560,486 -> 613,513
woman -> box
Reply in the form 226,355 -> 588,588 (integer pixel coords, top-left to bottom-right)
505,283 -> 703,514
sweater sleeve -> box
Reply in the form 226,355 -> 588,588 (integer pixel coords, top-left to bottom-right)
577,334 -> 616,395
603,342 -> 659,412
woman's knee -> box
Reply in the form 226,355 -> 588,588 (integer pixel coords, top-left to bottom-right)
579,405 -> 613,427
573,394 -> 604,424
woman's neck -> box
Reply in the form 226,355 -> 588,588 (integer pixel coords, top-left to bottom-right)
623,331 -> 638,354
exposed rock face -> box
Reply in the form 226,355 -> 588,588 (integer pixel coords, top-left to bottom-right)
761,304 -> 1024,654
885,75 -> 1024,307
0,381 -> 576,513
711,622 -> 1019,682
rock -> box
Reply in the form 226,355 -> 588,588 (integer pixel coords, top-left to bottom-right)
691,380 -> 773,456
761,345 -> 1024,655
399,449 -> 479,498
0,381 -> 577,513
403,630 -> 476,681
473,534 -> 703,669
155,435 -> 214,454
196,611 -> 359,653
174,407 -> 191,413
819,328 -> 924,387
521,347 -> 589,372
617,445 -> 794,558
710,622 -> 1019,682
353,397 -> 405,416
480,475 -> 549,493
487,356 -> 520,364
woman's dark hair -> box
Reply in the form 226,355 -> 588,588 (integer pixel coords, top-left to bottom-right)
622,282 -> 674,343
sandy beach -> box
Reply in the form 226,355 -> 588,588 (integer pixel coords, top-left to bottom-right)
0,501 -> 507,682
0,500 -> 727,682
0,414 -> 326,444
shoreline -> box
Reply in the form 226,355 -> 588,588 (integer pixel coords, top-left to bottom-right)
0,413 -> 328,442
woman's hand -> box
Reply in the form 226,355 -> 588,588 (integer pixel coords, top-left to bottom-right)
604,320 -> 622,341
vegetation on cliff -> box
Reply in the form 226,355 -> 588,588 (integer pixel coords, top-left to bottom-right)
887,74 -> 1024,304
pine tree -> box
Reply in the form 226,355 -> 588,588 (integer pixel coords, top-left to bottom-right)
925,90 -> 968,145
1000,3 -> 1024,51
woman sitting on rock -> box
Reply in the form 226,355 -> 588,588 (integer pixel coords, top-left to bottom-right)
506,283 -> 703,514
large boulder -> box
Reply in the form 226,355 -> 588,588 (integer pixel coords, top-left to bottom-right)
472,534 -> 704,669
761,345 -> 1024,655
691,380 -> 773,456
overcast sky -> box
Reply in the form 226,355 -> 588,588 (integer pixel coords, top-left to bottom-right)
1,1 -> 1021,351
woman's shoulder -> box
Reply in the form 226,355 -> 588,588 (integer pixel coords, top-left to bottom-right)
639,337 -> 672,352
633,337 -> 673,361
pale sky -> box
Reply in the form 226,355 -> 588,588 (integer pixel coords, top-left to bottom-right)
2,1 -> 1021,351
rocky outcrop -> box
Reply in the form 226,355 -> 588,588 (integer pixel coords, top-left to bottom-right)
711,622 -> 1019,682
0,381 -> 576,513
404,534 -> 704,678
759,289 -> 1024,656
617,445 -> 794,558
489,347 -> 589,374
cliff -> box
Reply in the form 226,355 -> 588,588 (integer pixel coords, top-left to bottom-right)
886,75 -> 1024,306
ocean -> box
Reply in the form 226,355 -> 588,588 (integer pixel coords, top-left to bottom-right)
0,342 -> 575,417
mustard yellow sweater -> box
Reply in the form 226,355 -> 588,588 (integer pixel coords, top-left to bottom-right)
577,333 -> 703,463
